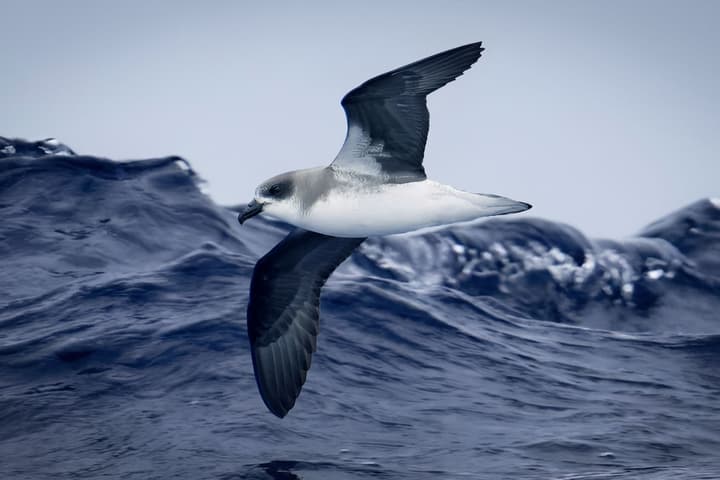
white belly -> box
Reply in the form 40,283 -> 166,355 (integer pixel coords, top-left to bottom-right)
280,180 -> 528,238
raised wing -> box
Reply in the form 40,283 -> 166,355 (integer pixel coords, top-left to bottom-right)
247,228 -> 365,417
331,42 -> 484,183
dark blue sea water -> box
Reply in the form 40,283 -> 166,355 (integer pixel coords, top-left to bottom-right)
1,137 -> 719,479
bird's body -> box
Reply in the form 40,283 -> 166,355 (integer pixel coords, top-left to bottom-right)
263,166 -> 529,237
238,42 -> 532,417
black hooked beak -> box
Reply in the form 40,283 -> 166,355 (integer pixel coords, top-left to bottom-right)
238,200 -> 264,225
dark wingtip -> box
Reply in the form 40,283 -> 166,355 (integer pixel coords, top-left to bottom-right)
522,202 -> 532,211
257,382 -> 292,418
467,40 -> 484,52
452,40 -> 485,60
268,405 -> 288,419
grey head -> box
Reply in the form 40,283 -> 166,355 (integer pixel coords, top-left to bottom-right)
238,167 -> 338,225
237,171 -> 297,224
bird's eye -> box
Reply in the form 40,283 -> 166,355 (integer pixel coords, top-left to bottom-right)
269,184 -> 281,195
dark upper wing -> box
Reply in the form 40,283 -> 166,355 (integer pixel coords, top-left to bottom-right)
331,42 -> 484,183
247,228 -> 365,418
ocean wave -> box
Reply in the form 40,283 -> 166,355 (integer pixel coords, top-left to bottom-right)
1,137 -> 719,479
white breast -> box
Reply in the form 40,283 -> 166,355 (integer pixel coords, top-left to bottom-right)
278,180 -> 527,238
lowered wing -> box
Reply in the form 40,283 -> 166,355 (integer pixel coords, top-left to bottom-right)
247,228 -> 365,417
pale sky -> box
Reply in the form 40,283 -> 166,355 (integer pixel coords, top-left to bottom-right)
2,0 -> 718,237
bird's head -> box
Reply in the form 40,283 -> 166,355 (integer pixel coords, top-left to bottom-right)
238,172 -> 296,225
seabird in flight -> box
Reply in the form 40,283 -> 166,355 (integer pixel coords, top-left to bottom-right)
238,41 -> 530,417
